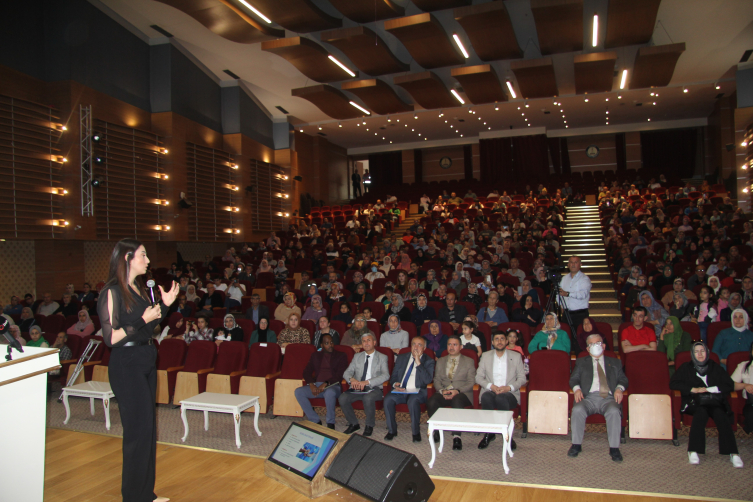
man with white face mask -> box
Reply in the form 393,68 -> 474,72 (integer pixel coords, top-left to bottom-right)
568,334 -> 629,462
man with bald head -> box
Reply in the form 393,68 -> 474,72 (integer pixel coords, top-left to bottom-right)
559,256 -> 592,345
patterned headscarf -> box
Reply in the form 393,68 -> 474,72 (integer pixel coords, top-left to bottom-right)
425,320 -> 443,352
390,294 -> 405,313
387,313 -> 401,333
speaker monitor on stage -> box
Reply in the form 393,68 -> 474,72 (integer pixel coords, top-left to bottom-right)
325,435 -> 435,502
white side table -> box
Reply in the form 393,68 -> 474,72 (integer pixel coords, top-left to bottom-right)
427,409 -> 515,474
62,381 -> 116,430
180,392 -> 261,448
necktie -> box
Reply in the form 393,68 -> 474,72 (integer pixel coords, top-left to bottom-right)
401,360 -> 415,388
596,360 -> 609,398
360,354 -> 370,382
448,357 -> 457,380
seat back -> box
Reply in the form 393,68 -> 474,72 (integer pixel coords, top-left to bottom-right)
680,321 -> 701,342
41,315 -> 64,335
333,344 -> 355,364
66,336 -> 83,359
182,340 -> 216,373
246,342 -> 282,377
528,350 -> 571,392
375,346 -> 396,375
725,351 -> 750,377
280,344 -> 316,379
623,351 -> 670,394
214,341 -> 248,375
156,338 -> 188,370
236,319 -> 255,344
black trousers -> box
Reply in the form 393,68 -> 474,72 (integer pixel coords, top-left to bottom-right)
686,405 -> 738,455
743,402 -> 753,434
566,308 -> 590,352
352,183 -> 362,197
480,391 -> 518,411
109,344 -> 158,502
427,392 -> 472,436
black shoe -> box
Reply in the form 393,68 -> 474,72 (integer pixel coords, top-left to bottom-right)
478,433 -> 496,449
314,420 -> 323,426
610,448 -> 623,462
510,439 -> 517,451
327,423 -> 335,430
567,444 -> 582,458
413,434 -> 422,443
344,424 -> 360,435
453,437 -> 462,451
363,425 -> 373,437
433,430 -> 440,443
384,431 -> 397,441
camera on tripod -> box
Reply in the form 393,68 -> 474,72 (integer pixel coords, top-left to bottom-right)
546,267 -> 570,284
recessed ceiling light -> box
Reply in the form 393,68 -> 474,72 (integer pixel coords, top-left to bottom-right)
452,33 -> 470,59
450,89 -> 465,104
328,55 -> 355,77
506,81 -> 517,99
238,0 -> 272,23
715,84 -> 721,90
620,69 -> 628,89
585,98 -> 589,102
592,13 -> 599,47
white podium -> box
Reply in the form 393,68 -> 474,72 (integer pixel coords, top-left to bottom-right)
0,346 -> 60,502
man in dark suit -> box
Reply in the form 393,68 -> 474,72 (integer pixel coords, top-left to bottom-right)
569,333 -> 629,462
427,335 -> 476,450
383,337 -> 436,443
437,292 -> 468,334
244,294 -> 270,324
294,334 -> 348,429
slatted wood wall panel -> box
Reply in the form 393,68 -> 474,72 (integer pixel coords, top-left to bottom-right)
92,120 -> 166,240
186,143 -> 239,241
249,159 -> 289,231
0,95 -> 64,238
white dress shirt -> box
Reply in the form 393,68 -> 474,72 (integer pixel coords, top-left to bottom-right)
364,352 -> 373,381
559,270 -> 591,311
486,351 -> 515,391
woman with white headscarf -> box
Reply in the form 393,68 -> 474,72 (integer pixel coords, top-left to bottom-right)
528,312 -> 570,353
712,308 -> 753,370
380,314 -> 409,354
66,310 -> 95,337
707,275 -> 721,296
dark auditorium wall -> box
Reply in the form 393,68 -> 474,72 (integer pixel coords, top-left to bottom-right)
566,134 -> 617,173
293,132 -> 349,207
402,145 -> 479,183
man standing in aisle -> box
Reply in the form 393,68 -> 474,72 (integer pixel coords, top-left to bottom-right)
559,256 -> 592,346
351,169 -> 362,198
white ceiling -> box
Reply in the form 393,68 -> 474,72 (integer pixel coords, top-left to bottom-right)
96,0 -> 753,152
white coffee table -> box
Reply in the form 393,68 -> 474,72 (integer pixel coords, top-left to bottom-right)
180,392 -> 261,448
62,381 -> 116,430
427,408 -> 515,473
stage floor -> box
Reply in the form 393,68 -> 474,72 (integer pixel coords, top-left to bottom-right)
44,429 -> 726,502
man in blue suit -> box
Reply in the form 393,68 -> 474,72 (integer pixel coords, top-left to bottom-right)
383,337 -> 436,443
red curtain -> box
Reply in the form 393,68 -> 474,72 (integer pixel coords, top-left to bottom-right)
479,135 -> 550,185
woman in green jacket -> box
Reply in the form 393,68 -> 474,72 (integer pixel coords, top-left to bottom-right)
656,316 -> 692,375
528,312 -> 571,354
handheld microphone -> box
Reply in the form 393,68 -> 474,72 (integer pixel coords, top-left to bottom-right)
146,279 -> 156,306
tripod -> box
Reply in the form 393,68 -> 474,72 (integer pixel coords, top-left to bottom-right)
541,280 -> 575,333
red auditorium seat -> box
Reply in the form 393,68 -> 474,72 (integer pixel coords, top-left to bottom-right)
171,340 -> 216,405
206,341 -> 248,394
521,350 -> 571,437
274,344 -> 316,416
156,339 -> 188,404
238,342 -> 282,413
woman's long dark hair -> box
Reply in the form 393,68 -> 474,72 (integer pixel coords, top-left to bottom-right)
107,238 -> 147,313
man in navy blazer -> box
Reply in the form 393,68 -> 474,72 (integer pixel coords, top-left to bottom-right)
383,337 -> 436,443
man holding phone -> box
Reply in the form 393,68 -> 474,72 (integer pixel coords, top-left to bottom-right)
383,337 -> 436,442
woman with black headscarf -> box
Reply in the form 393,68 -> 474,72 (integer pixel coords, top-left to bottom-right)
249,317 -> 276,345
379,294 -> 411,324
670,342 -> 743,467
511,294 -> 542,328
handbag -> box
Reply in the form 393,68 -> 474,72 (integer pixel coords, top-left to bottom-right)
691,392 -> 725,408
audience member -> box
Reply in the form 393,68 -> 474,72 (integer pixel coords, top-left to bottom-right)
529,312 -> 571,354
380,314 -> 409,354
36,293 -> 59,316
66,310 -> 95,338
215,314 -> 244,343
712,309 -> 753,369
312,317 -> 339,348
295,334 -> 348,429
27,325 -> 48,348
274,293 -> 301,323
339,333 -> 389,436
248,317 -> 275,345
730,344 -> 753,433
438,292 -> 468,333
277,312 -> 310,349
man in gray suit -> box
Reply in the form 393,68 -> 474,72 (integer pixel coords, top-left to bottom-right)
475,331 -> 527,450
426,335 -> 476,450
383,337 -> 436,443
244,294 -> 269,324
569,333 -> 629,462
338,333 -> 389,437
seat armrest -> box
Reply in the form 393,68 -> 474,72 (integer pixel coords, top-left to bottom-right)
730,391 -> 738,398
473,384 -> 480,390
61,359 -> 78,364
166,366 -> 185,373
673,390 -> 681,397
519,385 -> 527,393
83,360 -> 102,367
196,367 -> 215,375
265,371 -> 281,380
229,370 -> 245,378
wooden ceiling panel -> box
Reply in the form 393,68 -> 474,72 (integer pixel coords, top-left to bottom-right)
454,2 -> 522,62
530,0 -> 583,55
384,14 -> 465,69
327,0 -> 404,24
630,43 -> 686,89
451,65 -> 507,105
341,79 -> 413,115
394,72 -> 459,110
605,0 -> 662,48
573,51 -> 617,94
321,26 -> 409,76
510,57 -> 559,99
250,0 -> 341,33
412,0 -> 471,11
261,37 -> 358,83
156,0 -> 283,42
291,85 -> 365,120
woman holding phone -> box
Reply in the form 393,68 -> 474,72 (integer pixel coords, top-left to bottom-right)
98,239 -> 179,502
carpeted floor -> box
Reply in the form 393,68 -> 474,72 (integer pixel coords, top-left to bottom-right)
47,394 -> 753,501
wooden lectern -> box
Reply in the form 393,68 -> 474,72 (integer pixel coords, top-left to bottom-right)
0,346 -> 61,502
264,421 -> 349,499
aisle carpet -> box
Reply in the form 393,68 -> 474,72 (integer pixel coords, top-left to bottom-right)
47,394 -> 753,501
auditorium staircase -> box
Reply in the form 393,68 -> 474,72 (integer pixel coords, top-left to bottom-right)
561,206 -> 622,342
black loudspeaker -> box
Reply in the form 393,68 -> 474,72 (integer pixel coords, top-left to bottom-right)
325,435 -> 434,502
